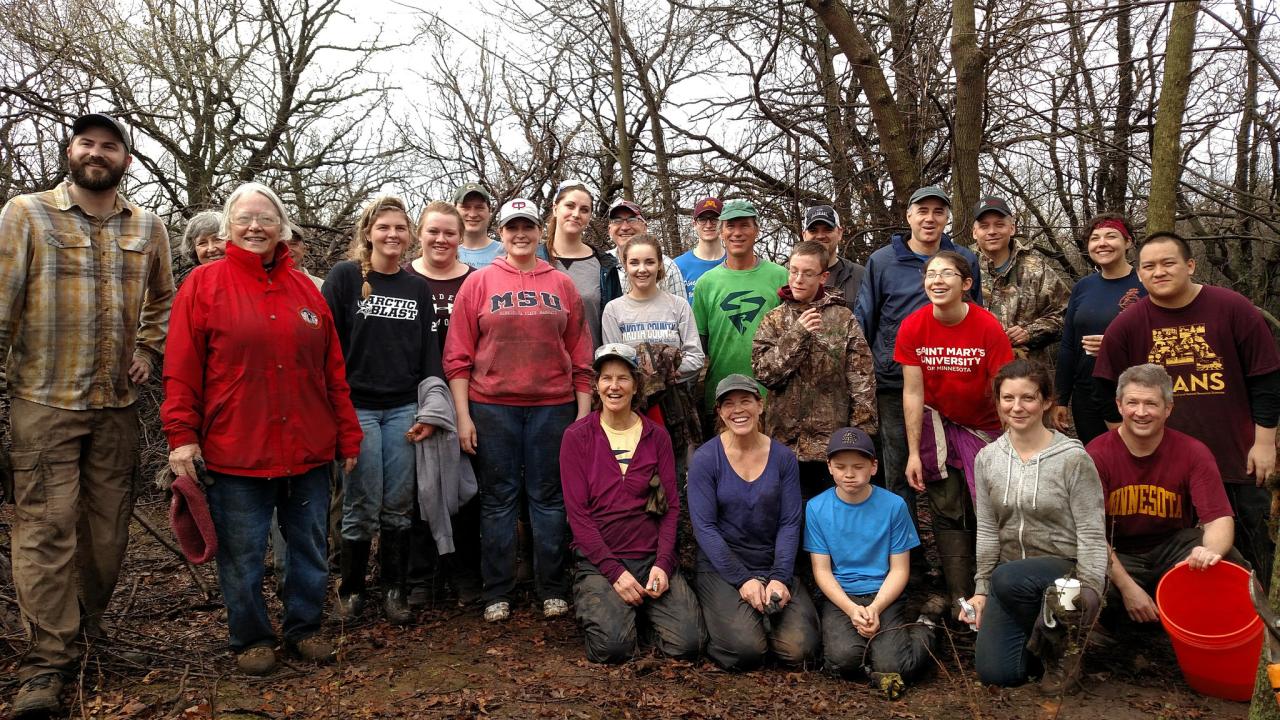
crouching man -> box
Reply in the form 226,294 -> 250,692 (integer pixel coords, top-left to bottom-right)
1086,363 -> 1239,622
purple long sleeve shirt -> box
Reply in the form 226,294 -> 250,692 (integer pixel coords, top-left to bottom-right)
687,436 -> 802,587
560,412 -> 679,583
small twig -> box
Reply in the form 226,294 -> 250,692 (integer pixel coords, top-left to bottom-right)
123,575 -> 141,617
130,509 -> 213,600
167,664 -> 190,717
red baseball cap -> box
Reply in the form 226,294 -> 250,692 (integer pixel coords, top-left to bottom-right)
692,197 -> 723,219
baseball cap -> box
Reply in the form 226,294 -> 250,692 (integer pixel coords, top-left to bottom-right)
593,343 -> 639,370
719,199 -> 758,222
452,182 -> 494,205
973,197 -> 1012,219
607,198 -> 645,221
495,198 -> 542,228
804,205 -> 839,230
908,186 -> 950,207
72,113 -> 131,152
826,427 -> 876,459
714,374 -> 762,403
693,197 -> 723,219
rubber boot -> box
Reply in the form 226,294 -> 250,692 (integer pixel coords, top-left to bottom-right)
935,530 -> 976,611
380,528 -> 413,625
337,539 -> 370,621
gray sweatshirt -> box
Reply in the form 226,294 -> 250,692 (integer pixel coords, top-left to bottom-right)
973,430 -> 1108,595
601,292 -> 704,382
415,376 -> 478,554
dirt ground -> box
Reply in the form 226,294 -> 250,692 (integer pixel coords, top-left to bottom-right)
0,499 -> 1249,720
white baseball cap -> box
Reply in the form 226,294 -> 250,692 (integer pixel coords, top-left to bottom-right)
496,198 -> 542,228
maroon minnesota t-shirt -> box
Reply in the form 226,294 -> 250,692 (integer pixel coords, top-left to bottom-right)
1087,428 -> 1233,554
1093,285 -> 1280,484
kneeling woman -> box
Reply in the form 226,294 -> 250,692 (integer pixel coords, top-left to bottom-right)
965,360 -> 1107,693
560,344 -> 704,663
687,375 -> 819,670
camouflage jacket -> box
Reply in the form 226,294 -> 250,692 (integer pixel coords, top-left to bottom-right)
752,287 -> 877,462
979,244 -> 1071,365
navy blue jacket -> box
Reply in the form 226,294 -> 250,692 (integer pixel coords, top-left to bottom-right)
854,233 -> 984,390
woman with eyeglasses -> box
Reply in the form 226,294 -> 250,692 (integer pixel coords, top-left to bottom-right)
163,182 -> 362,675
893,251 -> 1013,612
545,180 -> 623,348
322,196 -> 442,626
445,198 -> 594,623
753,241 -> 876,501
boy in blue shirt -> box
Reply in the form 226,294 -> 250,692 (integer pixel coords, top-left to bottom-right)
806,427 -> 936,681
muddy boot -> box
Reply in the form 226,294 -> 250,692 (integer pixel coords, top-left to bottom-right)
13,673 -> 64,716
337,538 -> 370,621
935,530 -> 976,610
380,528 -> 413,625
406,518 -> 437,609
1029,584 -> 1099,696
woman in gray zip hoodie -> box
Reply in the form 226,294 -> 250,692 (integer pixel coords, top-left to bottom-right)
966,360 -> 1108,689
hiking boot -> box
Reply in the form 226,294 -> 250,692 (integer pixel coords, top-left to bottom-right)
380,528 -> 413,626
1039,642 -> 1084,696
483,601 -> 510,623
13,674 -> 64,717
290,635 -> 336,663
337,538 -> 371,622
236,646 -> 277,676
543,598 -> 569,619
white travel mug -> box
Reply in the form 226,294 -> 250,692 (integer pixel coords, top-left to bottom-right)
1054,577 -> 1081,611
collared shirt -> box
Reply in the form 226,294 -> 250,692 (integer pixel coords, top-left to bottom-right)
0,181 -> 174,410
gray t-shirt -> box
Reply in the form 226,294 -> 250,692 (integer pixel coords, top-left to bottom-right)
601,292 -> 704,382
556,254 -> 603,348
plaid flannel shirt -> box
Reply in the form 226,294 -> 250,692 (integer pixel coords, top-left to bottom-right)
0,181 -> 174,410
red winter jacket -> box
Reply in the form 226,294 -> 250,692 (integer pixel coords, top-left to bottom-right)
162,242 -> 362,477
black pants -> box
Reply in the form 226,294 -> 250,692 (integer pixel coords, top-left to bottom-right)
1069,378 -> 1109,447
1224,483 -> 1272,589
573,556 -> 703,664
819,594 -> 935,681
694,571 -> 820,671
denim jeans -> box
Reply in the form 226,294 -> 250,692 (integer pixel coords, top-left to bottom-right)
206,465 -> 330,651
875,389 -> 914,528
470,401 -> 576,604
975,556 -> 1074,686
342,403 -> 417,541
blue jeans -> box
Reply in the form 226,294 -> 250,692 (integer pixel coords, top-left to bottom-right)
975,556 -> 1074,686
470,401 -> 575,604
342,404 -> 417,541
206,465 -> 330,651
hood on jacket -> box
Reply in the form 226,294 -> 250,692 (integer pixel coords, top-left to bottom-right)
988,429 -> 1083,510
777,284 -> 831,304
491,255 -> 557,276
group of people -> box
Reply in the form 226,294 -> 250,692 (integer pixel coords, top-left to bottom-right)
2,112 -> 1278,717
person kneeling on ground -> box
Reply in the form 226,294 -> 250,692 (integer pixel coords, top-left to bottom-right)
1087,363 -> 1241,624
964,360 -> 1108,694
560,343 -> 704,663
687,374 -> 820,671
807,427 -> 937,683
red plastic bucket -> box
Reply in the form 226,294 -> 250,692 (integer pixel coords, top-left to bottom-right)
1155,560 -> 1262,701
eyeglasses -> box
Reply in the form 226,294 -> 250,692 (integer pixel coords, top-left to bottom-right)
924,269 -> 962,280
230,214 -> 282,228
694,216 -> 719,225
788,268 -> 823,280
609,217 -> 644,226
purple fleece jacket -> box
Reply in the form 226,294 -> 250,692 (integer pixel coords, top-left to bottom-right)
560,412 -> 679,583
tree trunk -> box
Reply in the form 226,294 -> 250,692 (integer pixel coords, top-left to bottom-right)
1249,500 -> 1280,720
1108,0 -> 1134,212
1146,0 -> 1200,234
805,0 -> 919,217
950,0 -> 983,244
606,0 -> 634,200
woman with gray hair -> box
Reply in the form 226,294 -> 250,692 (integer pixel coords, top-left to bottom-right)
161,181 -> 362,676
180,210 -> 225,266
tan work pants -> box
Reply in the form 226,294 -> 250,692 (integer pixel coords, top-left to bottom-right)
9,398 -> 137,681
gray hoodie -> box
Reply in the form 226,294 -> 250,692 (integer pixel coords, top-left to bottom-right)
973,430 -> 1108,595
415,377 -> 478,554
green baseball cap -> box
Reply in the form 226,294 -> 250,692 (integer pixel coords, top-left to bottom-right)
719,199 -> 758,222
452,182 -> 494,205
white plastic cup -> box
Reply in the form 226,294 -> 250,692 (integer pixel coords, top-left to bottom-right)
1054,577 -> 1081,611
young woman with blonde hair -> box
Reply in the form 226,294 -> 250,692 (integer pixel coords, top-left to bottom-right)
322,196 -> 442,624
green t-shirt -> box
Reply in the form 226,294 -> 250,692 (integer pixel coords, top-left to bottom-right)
692,258 -> 788,410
